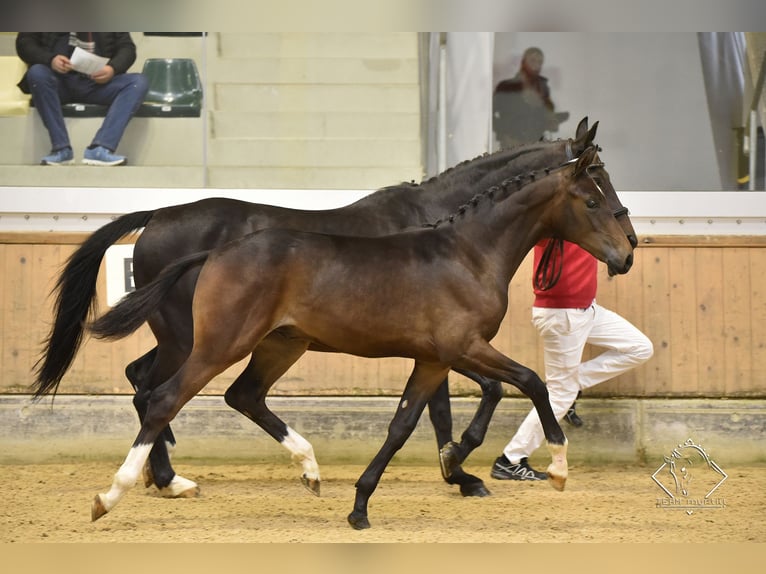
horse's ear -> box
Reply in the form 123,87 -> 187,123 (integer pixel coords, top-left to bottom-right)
586,121 -> 599,145
575,116 -> 589,140
573,146 -> 597,177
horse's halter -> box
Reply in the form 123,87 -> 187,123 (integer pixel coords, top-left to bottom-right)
533,158 -> 632,291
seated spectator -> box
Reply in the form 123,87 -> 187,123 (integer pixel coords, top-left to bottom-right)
16,33 -> 148,166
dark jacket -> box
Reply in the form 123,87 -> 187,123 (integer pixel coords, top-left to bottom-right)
16,32 -> 137,94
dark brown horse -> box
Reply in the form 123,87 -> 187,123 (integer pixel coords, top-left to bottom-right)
85,145 -> 633,528
33,117 -> 636,501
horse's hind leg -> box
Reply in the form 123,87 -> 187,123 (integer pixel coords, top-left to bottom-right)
126,347 -> 199,498
126,349 -> 177,484
93,352 -> 236,521
427,378 -> 491,497
224,336 -> 320,494
435,369 -> 503,493
349,361 -> 450,530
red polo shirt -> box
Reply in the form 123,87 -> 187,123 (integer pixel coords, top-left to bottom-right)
532,240 -> 597,309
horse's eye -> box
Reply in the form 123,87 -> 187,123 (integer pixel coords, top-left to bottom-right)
586,198 -> 599,209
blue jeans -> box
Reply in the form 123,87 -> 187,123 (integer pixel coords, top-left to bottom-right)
26,64 -> 149,152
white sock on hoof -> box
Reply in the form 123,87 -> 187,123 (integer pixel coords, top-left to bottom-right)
282,427 -> 321,483
101,444 -> 153,512
158,474 -> 199,498
546,439 -> 569,490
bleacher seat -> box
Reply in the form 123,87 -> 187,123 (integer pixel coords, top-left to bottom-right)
61,102 -> 109,117
37,58 -> 203,118
0,56 -> 30,116
136,58 -> 202,117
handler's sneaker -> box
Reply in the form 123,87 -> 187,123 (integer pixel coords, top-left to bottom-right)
41,147 -> 74,165
564,402 -> 583,427
83,145 -> 126,166
490,455 -> 547,481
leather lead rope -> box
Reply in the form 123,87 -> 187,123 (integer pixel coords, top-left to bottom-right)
533,238 -> 564,291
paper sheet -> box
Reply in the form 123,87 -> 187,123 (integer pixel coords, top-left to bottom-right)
69,46 -> 109,75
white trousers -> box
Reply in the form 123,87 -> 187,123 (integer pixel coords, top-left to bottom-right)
503,301 -> 653,464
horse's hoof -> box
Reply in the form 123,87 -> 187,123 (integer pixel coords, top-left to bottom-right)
438,441 -> 460,480
157,485 -> 200,499
174,486 -> 200,499
300,474 -> 321,497
347,511 -> 371,530
460,481 -> 491,497
158,475 -> 201,499
91,494 -> 108,522
547,472 -> 567,491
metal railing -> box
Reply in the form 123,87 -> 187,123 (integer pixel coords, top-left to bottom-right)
746,49 -> 766,190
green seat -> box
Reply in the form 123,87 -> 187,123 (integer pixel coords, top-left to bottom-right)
136,58 -> 203,118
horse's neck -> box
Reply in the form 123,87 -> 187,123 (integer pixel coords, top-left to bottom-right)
453,176 -> 558,283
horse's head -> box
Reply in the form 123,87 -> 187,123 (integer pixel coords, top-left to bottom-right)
570,118 -> 638,254
549,146 -> 634,275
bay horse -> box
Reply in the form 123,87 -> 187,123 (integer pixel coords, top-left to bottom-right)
85,145 -> 633,528
33,117 -> 636,501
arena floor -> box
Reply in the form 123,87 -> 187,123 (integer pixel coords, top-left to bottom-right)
2,460 -> 763,543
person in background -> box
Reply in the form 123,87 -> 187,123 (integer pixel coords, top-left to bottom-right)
490,239 -> 653,481
492,46 -> 569,149
16,32 -> 148,166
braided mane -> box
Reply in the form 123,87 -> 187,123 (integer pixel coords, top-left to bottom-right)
422,166 -> 556,229
416,137 -> 570,187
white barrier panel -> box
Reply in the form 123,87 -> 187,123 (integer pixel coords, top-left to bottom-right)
105,244 -> 136,306
2,188 -> 766,236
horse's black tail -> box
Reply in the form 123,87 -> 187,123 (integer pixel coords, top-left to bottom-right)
32,210 -> 156,400
89,251 -> 211,341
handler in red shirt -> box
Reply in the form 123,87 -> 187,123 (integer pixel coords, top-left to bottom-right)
490,240 -> 653,481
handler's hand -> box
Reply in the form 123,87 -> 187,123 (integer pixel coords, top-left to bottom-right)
91,65 -> 115,84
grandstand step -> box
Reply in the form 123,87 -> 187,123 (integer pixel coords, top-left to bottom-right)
0,165 -> 206,188
213,83 -> 418,113
217,33 -> 417,59
209,56 -> 418,86
0,113 -> 205,167
210,110 -> 419,140
207,165 -> 423,190
207,137 -> 420,168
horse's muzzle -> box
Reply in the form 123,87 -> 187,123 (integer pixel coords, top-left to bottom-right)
608,251 -> 633,276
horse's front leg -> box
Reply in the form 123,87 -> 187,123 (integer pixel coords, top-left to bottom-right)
428,376 -> 493,497
454,341 -> 568,491
434,369 -> 503,495
349,362 -> 450,530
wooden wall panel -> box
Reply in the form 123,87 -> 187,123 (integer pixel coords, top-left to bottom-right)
3,245 -> 34,391
722,248 -> 752,395
642,247 -> 674,394
2,236 -> 766,399
695,248 -> 726,395
749,250 -> 766,386
667,247 -> 700,395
